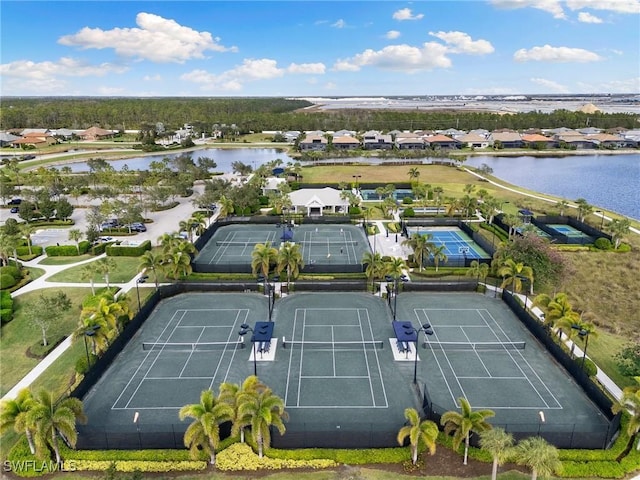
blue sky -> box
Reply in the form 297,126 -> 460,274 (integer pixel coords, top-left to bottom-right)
1,0 -> 639,97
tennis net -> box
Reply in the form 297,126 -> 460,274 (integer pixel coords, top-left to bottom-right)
142,340 -> 245,351
216,240 -> 358,247
282,339 -> 384,350
423,341 -> 525,351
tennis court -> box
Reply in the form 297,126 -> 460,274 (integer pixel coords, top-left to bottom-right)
78,291 -> 611,449
396,293 -> 609,432
546,224 -> 595,242
194,224 -> 370,267
406,226 -> 490,260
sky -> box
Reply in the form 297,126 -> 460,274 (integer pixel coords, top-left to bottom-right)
1,0 -> 639,97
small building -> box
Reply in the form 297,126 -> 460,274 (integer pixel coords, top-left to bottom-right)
332,135 -> 360,150
261,177 -> 288,196
521,133 -> 556,149
489,132 -> 524,149
458,133 -> 491,149
11,132 -> 58,148
425,134 -> 461,150
396,137 -> 425,150
299,135 -> 328,151
363,133 -> 393,150
288,187 -> 350,216
79,126 -> 115,141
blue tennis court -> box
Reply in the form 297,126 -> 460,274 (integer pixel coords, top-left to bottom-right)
406,226 -> 490,260
547,224 -> 594,241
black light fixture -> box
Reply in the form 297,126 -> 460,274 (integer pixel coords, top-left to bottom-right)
238,323 -> 257,376
83,325 -> 100,367
135,275 -> 149,311
413,324 -> 434,385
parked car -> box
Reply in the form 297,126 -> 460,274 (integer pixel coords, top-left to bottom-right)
10,207 -> 19,213
8,198 -> 22,205
129,222 -> 147,232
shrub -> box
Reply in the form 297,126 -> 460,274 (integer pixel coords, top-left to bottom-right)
0,273 -> 17,289
1,265 -> 22,279
1,308 -> 13,324
71,460 -> 207,473
401,207 -> 415,217
216,443 -> 337,471
593,237 -> 612,250
106,240 -> 152,257
16,245 -> 44,257
45,244 -> 82,256
615,343 -> 640,377
578,357 -> 598,377
402,197 -> 413,205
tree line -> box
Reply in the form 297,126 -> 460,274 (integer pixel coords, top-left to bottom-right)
1,97 -> 637,132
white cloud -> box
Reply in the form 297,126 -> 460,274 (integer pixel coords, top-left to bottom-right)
324,82 -> 337,90
590,77 -> 640,93
514,44 -> 603,62
385,30 -> 401,40
566,0 -> 640,14
429,31 -> 495,55
181,58 -> 325,91
578,11 -> 603,22
332,19 -> 347,28
96,86 -> 126,95
530,77 -> 570,92
490,0 -> 566,19
392,8 -> 424,21
58,12 -> 237,63
333,43 -> 451,72
286,63 -> 326,74
143,74 -> 162,81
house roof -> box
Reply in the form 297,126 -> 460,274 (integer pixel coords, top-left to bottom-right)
289,187 -> 349,208
457,133 -> 488,143
300,135 -> 327,144
490,132 -> 522,142
262,177 -> 287,191
0,132 -> 20,142
425,134 -> 458,143
521,134 -> 553,143
81,126 -> 114,137
332,135 -> 360,144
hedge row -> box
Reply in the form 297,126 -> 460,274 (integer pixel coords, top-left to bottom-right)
71,460 -> 207,473
217,443 -> 337,471
0,289 -> 13,324
106,240 -> 151,257
44,241 -> 90,257
16,246 -> 43,257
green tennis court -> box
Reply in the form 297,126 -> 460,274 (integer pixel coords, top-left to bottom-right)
547,224 -> 595,241
79,291 -> 611,448
194,224 -> 370,267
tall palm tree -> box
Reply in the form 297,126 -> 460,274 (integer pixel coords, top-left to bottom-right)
397,407 -> 438,465
73,315 -> 110,356
28,390 -> 86,466
533,292 -> 578,332
362,251 -> 384,291
68,228 -> 83,255
0,388 -> 37,454
408,167 -> 420,183
513,436 -> 562,480
612,386 -> 640,453
19,223 -> 35,256
384,256 -> 406,280
430,244 -> 448,272
217,195 -> 235,219
139,250 -> 164,288
179,389 -> 234,466
276,242 -> 304,287
80,295 -> 130,336
94,257 -> 117,289
606,218 -> 631,249
498,259 -> 534,295
80,264 -> 97,296
178,219 -> 193,242
479,427 -> 515,480
219,376 -> 263,443
251,242 -> 278,280
237,385 -> 288,458
402,233 -> 434,272
440,397 -> 495,465
157,232 -> 180,253
165,250 -> 193,279
190,212 -> 207,237
466,260 -> 489,285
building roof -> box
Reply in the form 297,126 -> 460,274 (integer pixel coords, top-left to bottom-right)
80,126 -> 114,137
521,134 -> 553,143
425,134 -> 458,143
332,135 -> 360,144
289,187 -> 349,207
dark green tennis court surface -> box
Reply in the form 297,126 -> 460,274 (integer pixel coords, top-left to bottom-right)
80,291 -> 608,441
194,224 -> 370,267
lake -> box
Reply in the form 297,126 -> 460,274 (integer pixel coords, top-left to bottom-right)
60,148 -> 639,220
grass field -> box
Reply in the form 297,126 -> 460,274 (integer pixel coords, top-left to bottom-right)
46,256 -> 141,284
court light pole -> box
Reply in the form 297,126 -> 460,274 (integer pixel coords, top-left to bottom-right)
571,325 -> 591,370
412,324 -> 434,385
135,275 -> 149,311
238,324 -> 257,376
83,325 -> 100,367
596,210 -> 605,230
352,174 -> 362,191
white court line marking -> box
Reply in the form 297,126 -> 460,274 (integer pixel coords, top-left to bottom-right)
459,326 -> 492,377
357,309 -> 376,406
363,309 -> 389,408
178,326 -> 206,377
210,309 -> 250,390
120,310 -> 188,410
479,309 -> 562,409
301,375 -> 371,379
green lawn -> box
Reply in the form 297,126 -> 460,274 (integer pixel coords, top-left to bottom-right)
38,254 -> 94,265
0,288 -> 94,397
47,256 -> 141,284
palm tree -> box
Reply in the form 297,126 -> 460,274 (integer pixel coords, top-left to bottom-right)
237,385 -> 288,458
440,397 -> 495,465
165,250 -> 193,279
479,427 -> 515,480
276,242 -> 304,287
396,407 -> 438,465
513,436 -> 562,480
402,233 -> 434,272
157,232 -> 180,253
251,242 -> 278,280
466,260 -> 489,285
68,228 -> 83,255
190,212 -> 207,238
606,218 -> 631,249
28,390 -> 86,466
179,389 -> 234,465
408,167 -> 420,183
94,257 -> 117,289
217,195 -> 235,219
533,292 -> 578,333
612,386 -> 640,453
575,198 -> 592,222
73,315 -> 110,356
219,376 -> 263,443
362,251 -> 384,291
384,256 -> 406,280
498,259 -> 533,295
178,219 -> 193,242
80,295 -> 130,336
19,223 -> 35,256
80,264 -> 97,295
0,388 -> 37,454
430,244 -> 448,272
139,250 -> 164,288
556,199 -> 569,216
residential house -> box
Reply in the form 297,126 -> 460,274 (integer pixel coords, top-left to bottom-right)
284,131 -> 301,142
261,177 -> 287,196
363,133 -> 393,150
50,128 -> 75,140
521,133 -> 556,149
11,132 -> 58,148
395,135 -> 425,150
457,133 -> 491,149
554,133 -> 597,150
489,132 -> 523,149
332,135 -> 360,150
585,133 -> 627,149
424,134 -> 461,150
288,187 -> 350,216
299,135 -> 328,151
79,126 -> 115,141
0,132 -> 20,147
333,129 -> 356,137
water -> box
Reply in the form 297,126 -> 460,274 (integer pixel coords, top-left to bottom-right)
464,154 -> 640,220
60,148 -> 295,173
58,148 -> 639,220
